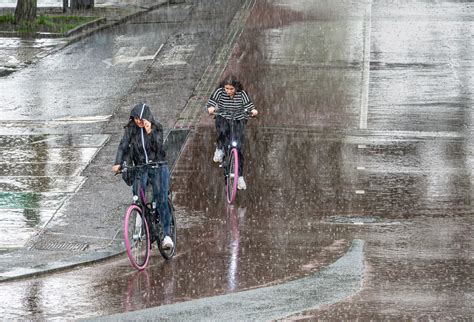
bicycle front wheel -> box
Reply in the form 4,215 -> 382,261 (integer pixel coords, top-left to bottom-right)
124,205 -> 150,270
226,148 -> 239,204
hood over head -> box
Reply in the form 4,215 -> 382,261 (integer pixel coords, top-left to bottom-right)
125,103 -> 162,129
130,103 -> 156,123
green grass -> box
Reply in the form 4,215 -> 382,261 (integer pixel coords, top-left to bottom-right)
0,14 -> 99,34
0,13 -> 15,23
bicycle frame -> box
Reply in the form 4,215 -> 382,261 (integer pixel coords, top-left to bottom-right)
213,109 -> 251,204
128,163 -> 168,238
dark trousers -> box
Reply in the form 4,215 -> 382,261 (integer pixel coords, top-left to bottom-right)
215,115 -> 247,176
132,165 -> 171,237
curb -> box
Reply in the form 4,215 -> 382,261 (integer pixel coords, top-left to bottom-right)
0,249 -> 125,283
0,17 -> 106,38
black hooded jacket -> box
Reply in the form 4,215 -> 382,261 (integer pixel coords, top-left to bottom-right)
114,103 -> 166,166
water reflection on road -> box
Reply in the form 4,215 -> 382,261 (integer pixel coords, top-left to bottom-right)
0,0 -> 472,320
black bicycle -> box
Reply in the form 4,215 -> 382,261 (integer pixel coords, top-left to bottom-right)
118,162 -> 177,270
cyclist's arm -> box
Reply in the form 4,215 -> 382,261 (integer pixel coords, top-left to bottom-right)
113,128 -> 132,172
206,88 -> 222,115
242,90 -> 258,116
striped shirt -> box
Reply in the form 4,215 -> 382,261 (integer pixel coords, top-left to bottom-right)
206,87 -> 255,120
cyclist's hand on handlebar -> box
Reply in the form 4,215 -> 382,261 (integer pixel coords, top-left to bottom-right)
207,106 -> 216,115
112,164 -> 121,174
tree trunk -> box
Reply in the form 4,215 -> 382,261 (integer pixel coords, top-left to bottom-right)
15,0 -> 37,24
71,0 -> 94,10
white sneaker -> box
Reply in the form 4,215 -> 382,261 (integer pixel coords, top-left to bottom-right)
238,176 -> 247,190
162,236 -> 174,249
213,148 -> 224,163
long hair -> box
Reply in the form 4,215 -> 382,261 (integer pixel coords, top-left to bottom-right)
219,75 -> 244,92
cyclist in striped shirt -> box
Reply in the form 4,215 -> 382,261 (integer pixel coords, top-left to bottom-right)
206,75 -> 258,190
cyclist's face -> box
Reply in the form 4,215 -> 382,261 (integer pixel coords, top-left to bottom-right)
134,117 -> 145,128
224,85 -> 236,97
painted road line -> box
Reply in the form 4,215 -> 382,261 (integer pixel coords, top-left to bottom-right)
102,45 -> 164,68
359,0 -> 372,130
160,44 -> 198,66
96,239 -> 364,322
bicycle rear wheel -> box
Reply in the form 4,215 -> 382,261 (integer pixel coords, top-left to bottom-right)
158,197 -> 177,260
226,148 -> 239,204
124,205 -> 150,270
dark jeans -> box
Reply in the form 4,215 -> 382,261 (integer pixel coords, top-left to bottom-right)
132,164 -> 171,237
215,115 -> 247,176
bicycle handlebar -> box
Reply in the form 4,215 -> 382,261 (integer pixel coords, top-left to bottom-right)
211,108 -> 255,119
114,161 -> 168,175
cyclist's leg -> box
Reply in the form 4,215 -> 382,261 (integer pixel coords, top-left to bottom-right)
131,167 -> 145,196
151,165 -> 171,237
216,115 -> 230,152
235,120 -> 247,176
139,168 -> 149,202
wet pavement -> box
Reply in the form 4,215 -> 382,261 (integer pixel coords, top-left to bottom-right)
0,0 -> 245,278
0,0 -> 473,320
0,0 -> 170,76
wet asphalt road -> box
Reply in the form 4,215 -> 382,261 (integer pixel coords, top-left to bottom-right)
0,0 -> 473,320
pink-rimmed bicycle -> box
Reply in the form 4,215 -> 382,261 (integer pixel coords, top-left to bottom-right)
213,109 -> 253,204
119,162 -> 176,270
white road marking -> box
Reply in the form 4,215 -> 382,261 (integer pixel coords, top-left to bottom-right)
52,115 -> 112,123
102,45 -> 163,68
359,0 -> 372,130
159,44 -> 197,66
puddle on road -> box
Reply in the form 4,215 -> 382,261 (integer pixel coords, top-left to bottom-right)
0,163 -> 88,177
0,176 -> 85,193
0,67 -> 17,77
0,192 -> 69,210
0,134 -> 109,147
0,147 -> 99,164
0,133 -> 108,249
325,215 -> 388,225
0,37 -> 67,78
0,209 -> 55,248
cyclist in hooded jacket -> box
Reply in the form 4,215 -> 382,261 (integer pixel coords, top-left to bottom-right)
112,103 -> 173,250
